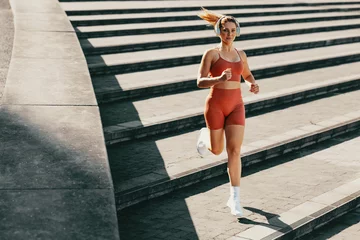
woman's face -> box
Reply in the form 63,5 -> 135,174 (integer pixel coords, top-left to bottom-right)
219,21 -> 237,43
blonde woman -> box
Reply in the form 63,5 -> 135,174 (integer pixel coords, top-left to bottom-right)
196,7 -> 259,217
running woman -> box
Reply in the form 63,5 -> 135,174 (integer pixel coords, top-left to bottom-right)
196,7 -> 260,217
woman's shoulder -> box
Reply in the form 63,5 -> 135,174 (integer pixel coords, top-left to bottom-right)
203,48 -> 219,56
202,48 -> 219,62
236,48 -> 248,61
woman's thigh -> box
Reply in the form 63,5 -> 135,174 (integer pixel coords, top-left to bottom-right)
209,128 -> 225,155
225,125 -> 245,152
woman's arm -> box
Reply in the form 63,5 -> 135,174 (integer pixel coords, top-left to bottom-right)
239,50 -> 259,94
197,49 -> 229,88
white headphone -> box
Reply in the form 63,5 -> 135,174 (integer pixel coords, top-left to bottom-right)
214,16 -> 241,37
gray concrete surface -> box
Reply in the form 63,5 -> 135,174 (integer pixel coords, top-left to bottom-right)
3,58 -> 96,105
117,131 -> 360,240
107,90 -> 360,191
0,0 -> 13,101
99,62 -> 360,127
82,18 -> 360,49
0,0 -> 120,239
0,105 -> 112,189
299,208 -> 360,240
72,11 -> 360,31
60,0 -> 360,12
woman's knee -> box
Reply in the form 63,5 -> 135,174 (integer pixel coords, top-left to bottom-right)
226,146 -> 241,157
211,146 -> 223,155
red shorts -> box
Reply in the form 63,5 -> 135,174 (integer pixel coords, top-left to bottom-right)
204,88 -> 245,130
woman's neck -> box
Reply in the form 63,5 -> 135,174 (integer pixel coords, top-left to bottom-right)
218,42 -> 233,52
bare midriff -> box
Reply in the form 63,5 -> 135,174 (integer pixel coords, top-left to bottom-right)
213,81 -> 241,89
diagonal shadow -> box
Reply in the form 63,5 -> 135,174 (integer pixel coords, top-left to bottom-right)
76,34 -> 199,240
72,11 -> 360,239
240,207 -> 289,230
115,129 -> 359,239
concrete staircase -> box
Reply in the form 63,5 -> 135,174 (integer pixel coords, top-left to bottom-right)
60,1 -> 360,239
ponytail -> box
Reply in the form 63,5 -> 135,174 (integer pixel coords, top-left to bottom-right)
198,7 -> 224,26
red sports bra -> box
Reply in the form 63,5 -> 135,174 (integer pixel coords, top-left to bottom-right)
209,49 -> 244,82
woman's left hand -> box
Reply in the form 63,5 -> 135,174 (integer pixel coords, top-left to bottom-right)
250,83 -> 259,94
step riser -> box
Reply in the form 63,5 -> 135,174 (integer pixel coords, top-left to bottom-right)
64,2 -> 360,15
275,197 -> 360,239
115,120 -> 360,210
72,13 -> 360,27
105,79 -> 360,145
81,23 -> 360,52
96,79 -> 194,104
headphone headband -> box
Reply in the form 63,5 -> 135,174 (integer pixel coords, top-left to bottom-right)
214,16 -> 241,37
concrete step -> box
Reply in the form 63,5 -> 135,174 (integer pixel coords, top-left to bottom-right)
102,74 -> 360,145
83,25 -> 360,56
88,40 -> 360,75
69,6 -> 360,26
86,31 -> 360,68
117,132 -> 360,239
107,87 -> 360,206
107,89 -> 360,209
61,0 -> 360,15
298,208 -> 360,240
77,16 -> 360,40
90,43 -> 360,100
91,32 -> 360,103
74,12 -> 360,39
99,61 -> 360,127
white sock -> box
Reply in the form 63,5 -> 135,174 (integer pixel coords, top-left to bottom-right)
230,186 -> 240,197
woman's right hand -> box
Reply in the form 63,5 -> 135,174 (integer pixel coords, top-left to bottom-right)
220,68 -> 232,81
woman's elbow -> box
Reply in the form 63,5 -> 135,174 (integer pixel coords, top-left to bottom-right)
197,79 -> 203,88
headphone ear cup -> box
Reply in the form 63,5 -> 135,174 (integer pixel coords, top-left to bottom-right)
236,21 -> 241,37
214,18 -> 221,36
236,26 -> 240,37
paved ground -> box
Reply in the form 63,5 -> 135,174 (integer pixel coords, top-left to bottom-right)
118,130 -> 360,240
0,0 -> 13,100
299,208 -> 360,240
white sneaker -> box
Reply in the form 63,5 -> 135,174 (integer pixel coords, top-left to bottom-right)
196,127 -> 210,156
227,186 -> 244,218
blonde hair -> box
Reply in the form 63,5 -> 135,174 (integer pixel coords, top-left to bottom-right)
198,7 -> 239,30
197,7 -> 223,26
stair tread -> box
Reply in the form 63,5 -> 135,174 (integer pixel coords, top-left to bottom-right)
75,11 -> 360,34
91,42 -> 360,95
80,18 -> 360,46
100,62 -> 360,128
88,41 -> 360,70
69,7 -> 360,22
85,29 -> 360,65
107,90 -> 360,189
60,0 -> 360,11
117,133 -> 360,239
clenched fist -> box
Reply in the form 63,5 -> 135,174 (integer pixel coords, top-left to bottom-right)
249,83 -> 259,94
220,68 -> 232,81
